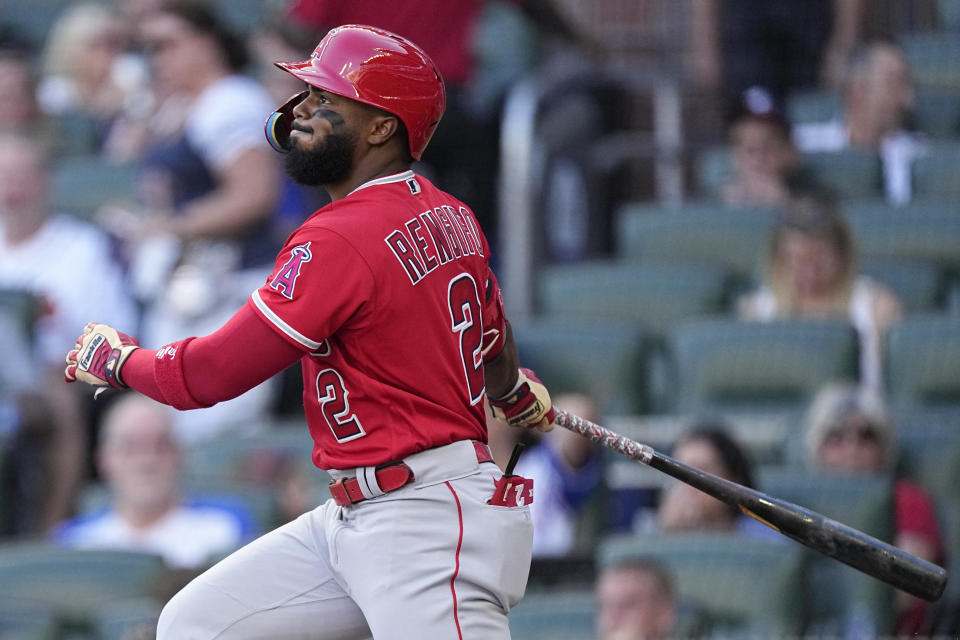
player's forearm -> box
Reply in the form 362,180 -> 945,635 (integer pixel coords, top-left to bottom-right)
122,303 -> 304,408
483,322 -> 520,399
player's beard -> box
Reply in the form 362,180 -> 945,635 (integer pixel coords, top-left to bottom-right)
284,129 -> 357,186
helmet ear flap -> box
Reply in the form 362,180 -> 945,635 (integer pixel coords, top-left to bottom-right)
265,91 -> 308,152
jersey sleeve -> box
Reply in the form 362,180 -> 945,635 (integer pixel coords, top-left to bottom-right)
251,228 -> 375,350
480,266 -> 507,362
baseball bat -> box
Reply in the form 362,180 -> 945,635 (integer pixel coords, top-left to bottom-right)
554,409 -> 948,602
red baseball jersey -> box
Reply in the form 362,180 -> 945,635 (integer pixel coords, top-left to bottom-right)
250,170 -> 506,470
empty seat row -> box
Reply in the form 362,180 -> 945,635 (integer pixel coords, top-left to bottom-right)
512,314 -> 960,415
614,200 -> 960,293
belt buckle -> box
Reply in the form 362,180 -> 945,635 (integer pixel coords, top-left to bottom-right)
330,477 -> 354,506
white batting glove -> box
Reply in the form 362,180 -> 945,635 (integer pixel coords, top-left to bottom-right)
64,322 -> 140,388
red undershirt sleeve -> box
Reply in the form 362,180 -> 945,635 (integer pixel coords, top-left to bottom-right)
123,302 -> 306,409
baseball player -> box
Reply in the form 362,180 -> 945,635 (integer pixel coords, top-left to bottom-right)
65,24 -> 554,640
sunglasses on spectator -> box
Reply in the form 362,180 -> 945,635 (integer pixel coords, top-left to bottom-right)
823,422 -> 880,446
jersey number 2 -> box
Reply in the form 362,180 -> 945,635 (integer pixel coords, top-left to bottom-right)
448,274 -> 485,405
316,368 -> 365,443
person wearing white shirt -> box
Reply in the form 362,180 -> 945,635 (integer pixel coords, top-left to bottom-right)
737,196 -> 902,394
0,133 -> 138,533
53,393 -> 250,569
792,42 -> 924,205
111,1 -> 283,442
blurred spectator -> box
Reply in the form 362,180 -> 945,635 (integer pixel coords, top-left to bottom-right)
653,424 -> 780,541
53,393 -> 252,569
737,196 -> 902,393
122,0 -> 280,274
104,0 -> 282,441
793,41 -> 923,204
0,50 -> 60,153
37,2 -> 150,156
595,557 -> 678,640
689,0 -> 865,108
0,132 -> 138,534
486,392 -> 601,557
719,87 -> 802,208
0,131 -> 137,379
0,295 -> 61,537
804,382 -> 946,636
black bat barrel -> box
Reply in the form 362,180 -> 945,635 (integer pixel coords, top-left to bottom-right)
649,452 -> 948,602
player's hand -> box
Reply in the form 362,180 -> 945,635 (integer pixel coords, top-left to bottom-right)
489,367 -> 555,431
64,322 -> 140,388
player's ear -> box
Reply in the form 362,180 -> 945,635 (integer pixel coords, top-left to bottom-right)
366,114 -> 401,148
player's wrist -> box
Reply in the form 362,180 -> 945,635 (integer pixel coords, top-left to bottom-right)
108,345 -> 140,387
488,368 -> 555,431
488,369 -> 525,403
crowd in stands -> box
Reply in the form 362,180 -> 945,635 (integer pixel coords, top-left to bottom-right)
0,1 -> 957,639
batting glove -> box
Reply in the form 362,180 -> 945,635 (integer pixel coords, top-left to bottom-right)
64,322 -> 140,388
489,368 -> 555,431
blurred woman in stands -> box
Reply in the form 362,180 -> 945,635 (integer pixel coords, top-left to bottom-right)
655,424 -> 780,541
804,382 -> 946,636
37,2 -> 149,157
101,0 -> 281,442
737,196 -> 902,392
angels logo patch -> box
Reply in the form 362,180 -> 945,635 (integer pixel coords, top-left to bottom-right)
270,242 -> 312,300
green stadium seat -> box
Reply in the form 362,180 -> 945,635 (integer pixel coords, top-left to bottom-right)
918,442 -> 960,603
860,257 -> 946,312
798,149 -> 884,200
598,532 -> 806,638
902,32 -> 960,89
510,317 -> 648,414
204,0 -> 269,33
885,314 -> 960,407
0,599 -> 59,640
940,0 -> 960,31
842,200 -> 960,272
0,544 -> 165,618
615,202 -> 776,282
894,418 -> 960,496
537,260 -> 729,335
787,89 -> 842,125
0,287 -> 37,341
912,141 -> 960,199
891,403 -> 960,431
911,88 -> 960,138
508,590 -> 596,640
665,318 -> 859,414
756,468 -> 896,635
49,156 -> 139,221
0,0 -> 70,50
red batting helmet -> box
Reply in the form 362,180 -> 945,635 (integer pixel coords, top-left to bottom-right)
265,24 -> 446,160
